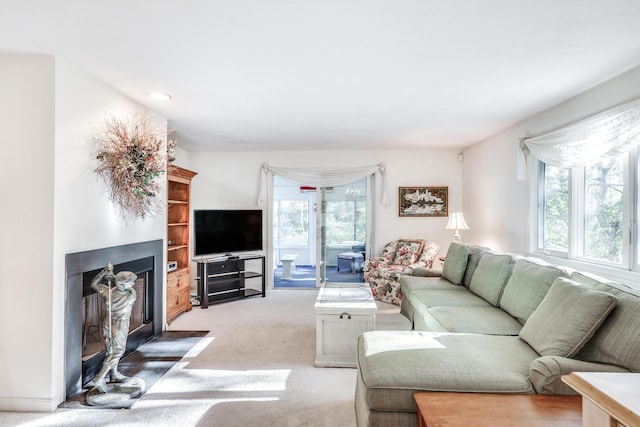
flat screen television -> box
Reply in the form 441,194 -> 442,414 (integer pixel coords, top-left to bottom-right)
194,209 -> 263,256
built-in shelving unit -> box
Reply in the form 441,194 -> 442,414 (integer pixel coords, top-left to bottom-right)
166,166 -> 197,324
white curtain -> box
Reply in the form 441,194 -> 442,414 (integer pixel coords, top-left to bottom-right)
521,97 -> 640,167
257,163 -> 386,205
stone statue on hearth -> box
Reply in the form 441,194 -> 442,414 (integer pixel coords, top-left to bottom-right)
87,262 -> 144,406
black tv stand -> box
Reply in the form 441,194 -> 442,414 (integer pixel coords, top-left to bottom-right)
195,254 -> 265,308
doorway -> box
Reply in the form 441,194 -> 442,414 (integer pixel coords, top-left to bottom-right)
272,176 -> 368,288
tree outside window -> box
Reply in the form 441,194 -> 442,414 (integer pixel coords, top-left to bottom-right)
539,153 -> 626,266
273,200 -> 309,246
584,156 -> 624,263
325,200 -> 366,244
542,164 -> 569,253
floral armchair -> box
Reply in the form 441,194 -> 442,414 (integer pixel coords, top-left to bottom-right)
363,239 -> 440,305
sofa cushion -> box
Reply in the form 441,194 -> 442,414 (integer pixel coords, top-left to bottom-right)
410,288 -> 493,309
427,306 -> 523,335
393,239 -> 425,266
468,252 -> 517,306
357,331 -> 537,412
411,267 -> 442,277
441,243 -> 469,285
400,275 -> 463,295
499,258 -> 570,324
462,245 -> 490,288
399,276 -> 465,322
570,271 -> 617,288
576,280 -> 640,372
410,289 -> 494,331
519,278 -> 617,357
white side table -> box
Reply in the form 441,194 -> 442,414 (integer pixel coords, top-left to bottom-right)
280,254 -> 298,279
314,282 -> 377,368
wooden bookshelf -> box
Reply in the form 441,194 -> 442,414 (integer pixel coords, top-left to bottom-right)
166,166 -> 197,324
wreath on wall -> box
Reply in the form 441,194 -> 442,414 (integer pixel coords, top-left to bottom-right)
94,113 -> 168,221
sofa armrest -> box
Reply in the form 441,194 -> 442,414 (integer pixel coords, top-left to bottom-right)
419,241 -> 440,267
362,256 -> 391,272
412,267 -> 443,277
401,261 -> 428,275
529,355 -> 630,395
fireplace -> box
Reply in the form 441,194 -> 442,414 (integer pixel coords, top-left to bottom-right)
65,240 -> 163,399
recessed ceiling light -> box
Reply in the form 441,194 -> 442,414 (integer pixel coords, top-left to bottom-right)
148,92 -> 172,101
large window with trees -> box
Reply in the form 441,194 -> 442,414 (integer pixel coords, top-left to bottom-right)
526,97 -> 640,271
537,151 -> 630,267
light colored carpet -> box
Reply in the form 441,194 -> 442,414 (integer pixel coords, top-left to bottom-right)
1,288 -> 410,426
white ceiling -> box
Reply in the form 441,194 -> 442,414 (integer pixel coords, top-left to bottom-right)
2,1 -> 640,152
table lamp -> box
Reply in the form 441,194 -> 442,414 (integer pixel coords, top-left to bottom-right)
445,212 -> 470,242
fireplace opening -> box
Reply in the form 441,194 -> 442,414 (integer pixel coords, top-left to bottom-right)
81,256 -> 155,387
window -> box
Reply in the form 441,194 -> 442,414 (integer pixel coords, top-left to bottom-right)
527,97 -> 640,272
536,151 -> 631,268
273,200 -> 309,246
540,164 -> 569,254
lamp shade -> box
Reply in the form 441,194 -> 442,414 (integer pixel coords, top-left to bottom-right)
445,212 -> 470,230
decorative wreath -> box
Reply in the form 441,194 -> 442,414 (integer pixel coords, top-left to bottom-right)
94,113 -> 167,221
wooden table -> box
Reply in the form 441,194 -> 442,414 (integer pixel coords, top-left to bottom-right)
414,392 -> 582,427
562,372 -> 640,427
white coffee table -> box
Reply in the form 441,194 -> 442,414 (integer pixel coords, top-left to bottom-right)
314,282 -> 377,368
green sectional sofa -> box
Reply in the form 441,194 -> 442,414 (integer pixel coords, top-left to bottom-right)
355,242 -> 640,427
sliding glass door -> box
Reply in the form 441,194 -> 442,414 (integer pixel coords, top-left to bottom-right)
316,178 -> 368,286
272,174 -> 372,288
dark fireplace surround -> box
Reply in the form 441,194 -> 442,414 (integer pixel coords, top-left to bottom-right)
64,239 -> 163,399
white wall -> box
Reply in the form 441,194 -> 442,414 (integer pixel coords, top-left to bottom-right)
52,60 -> 167,408
171,146 -> 191,169
0,54 -> 56,411
188,149 -> 462,284
0,55 -> 166,411
463,64 -> 640,253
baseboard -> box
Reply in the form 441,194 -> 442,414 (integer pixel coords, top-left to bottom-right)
0,395 -> 58,412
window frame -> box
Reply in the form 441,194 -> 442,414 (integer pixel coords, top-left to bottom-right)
537,161 -> 571,258
532,147 -> 639,272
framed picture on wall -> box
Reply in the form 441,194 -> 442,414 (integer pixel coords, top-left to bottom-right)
398,187 -> 448,217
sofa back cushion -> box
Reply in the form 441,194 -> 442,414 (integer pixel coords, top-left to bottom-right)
393,239 -> 425,266
519,278 -> 617,357
499,258 -> 570,324
462,245 -> 490,288
570,271 -> 617,288
441,243 -> 469,285
574,276 -> 640,372
468,252 -> 517,306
